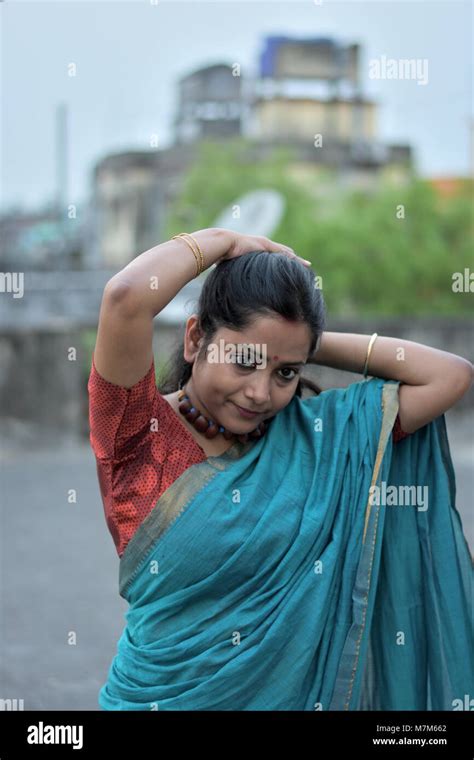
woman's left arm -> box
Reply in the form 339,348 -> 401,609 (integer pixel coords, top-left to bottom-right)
310,332 -> 473,434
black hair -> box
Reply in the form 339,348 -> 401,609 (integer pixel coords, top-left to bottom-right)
157,251 -> 326,397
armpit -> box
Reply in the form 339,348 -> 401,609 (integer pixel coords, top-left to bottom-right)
392,412 -> 411,443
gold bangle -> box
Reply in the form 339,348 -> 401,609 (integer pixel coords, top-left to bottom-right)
363,332 -> 378,377
171,233 -> 205,277
178,232 -> 205,275
171,233 -> 201,277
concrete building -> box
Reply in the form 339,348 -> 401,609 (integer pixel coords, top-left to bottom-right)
89,36 -> 413,271
173,63 -> 246,144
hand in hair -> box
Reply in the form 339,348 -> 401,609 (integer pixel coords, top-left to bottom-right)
217,232 -> 312,268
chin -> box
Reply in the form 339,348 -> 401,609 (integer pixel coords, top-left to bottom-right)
218,403 -> 251,425
228,405 -> 266,428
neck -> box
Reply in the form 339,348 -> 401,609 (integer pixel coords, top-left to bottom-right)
178,381 -> 268,444
183,378 -> 219,427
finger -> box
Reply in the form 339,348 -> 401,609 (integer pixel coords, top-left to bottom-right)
274,247 -> 311,267
274,242 -> 294,254
268,242 -> 295,256
257,236 -> 289,252
258,238 -> 311,267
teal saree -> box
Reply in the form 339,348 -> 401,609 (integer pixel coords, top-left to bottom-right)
99,377 -> 473,710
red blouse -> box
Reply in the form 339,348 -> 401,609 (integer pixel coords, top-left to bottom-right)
88,355 -> 410,558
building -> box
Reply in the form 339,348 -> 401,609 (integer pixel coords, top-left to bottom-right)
90,36 -> 413,269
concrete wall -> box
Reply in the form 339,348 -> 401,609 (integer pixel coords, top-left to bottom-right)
0,317 -> 472,442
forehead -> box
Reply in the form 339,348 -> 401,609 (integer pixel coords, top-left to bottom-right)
216,315 -> 312,358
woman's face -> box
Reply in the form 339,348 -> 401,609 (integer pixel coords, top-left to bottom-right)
182,314 -> 313,433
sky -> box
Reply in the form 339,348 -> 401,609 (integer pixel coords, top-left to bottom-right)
1,0 -> 472,212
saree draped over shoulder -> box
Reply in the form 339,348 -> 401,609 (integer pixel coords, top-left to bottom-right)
99,377 -> 474,711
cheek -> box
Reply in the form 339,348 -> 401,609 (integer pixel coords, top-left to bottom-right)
273,388 -> 295,408
200,363 -> 238,395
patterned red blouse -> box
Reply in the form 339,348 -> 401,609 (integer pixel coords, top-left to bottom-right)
88,354 -> 410,558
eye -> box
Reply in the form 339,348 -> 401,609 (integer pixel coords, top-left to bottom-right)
234,358 -> 300,382
235,356 -> 255,369
278,368 -> 299,382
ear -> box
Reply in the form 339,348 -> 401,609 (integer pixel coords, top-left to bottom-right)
183,314 -> 204,363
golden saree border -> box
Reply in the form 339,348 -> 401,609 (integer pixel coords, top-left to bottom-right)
362,381 -> 401,544
340,380 -> 401,710
118,438 -> 254,599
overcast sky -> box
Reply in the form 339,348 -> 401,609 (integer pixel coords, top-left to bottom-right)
1,0 -> 472,212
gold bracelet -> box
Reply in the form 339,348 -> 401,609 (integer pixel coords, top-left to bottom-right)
363,332 -> 378,377
171,233 -> 205,277
179,232 -> 205,275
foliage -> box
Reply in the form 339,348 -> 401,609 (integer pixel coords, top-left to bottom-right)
165,139 -> 473,316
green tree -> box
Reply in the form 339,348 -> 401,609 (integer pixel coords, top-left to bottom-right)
165,139 -> 474,316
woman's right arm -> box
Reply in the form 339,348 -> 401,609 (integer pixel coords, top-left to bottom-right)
93,228 -> 234,389
93,227 -> 305,389
109,228 -> 236,317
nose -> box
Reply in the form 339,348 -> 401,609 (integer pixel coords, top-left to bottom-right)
243,372 -> 271,406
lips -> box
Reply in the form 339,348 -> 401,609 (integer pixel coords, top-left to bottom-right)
233,402 -> 265,418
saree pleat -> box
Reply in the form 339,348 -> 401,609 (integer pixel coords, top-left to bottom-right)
98,377 -> 473,710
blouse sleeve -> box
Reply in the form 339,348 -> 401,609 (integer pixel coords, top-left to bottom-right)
87,352 -> 159,461
392,412 -> 411,443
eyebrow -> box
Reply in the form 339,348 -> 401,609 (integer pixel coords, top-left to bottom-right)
273,360 -> 306,367
230,345 -> 306,366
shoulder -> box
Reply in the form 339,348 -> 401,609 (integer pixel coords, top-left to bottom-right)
88,352 -> 177,461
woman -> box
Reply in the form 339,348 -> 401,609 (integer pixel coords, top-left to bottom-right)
88,227 -> 473,710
